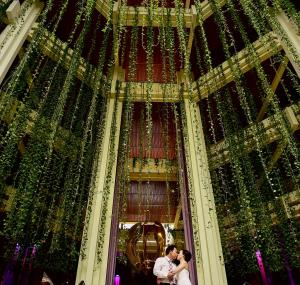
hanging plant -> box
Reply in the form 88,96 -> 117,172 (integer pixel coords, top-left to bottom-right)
115,8 -> 138,228
145,4 -> 154,162
2,0 -> 97,248
80,17 -> 115,258
174,0 -> 189,75
96,81 -> 120,262
0,0 -> 86,185
278,0 -> 300,26
0,0 -> 37,52
0,0 -> 56,115
227,0 -> 300,257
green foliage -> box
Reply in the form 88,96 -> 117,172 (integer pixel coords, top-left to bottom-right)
1,0 -> 300,281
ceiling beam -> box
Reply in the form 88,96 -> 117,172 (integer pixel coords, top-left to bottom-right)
187,27 -> 195,59
18,47 -> 34,89
119,82 -> 180,102
209,104 -> 300,169
173,203 -> 182,229
220,188 -> 300,251
185,0 -> 191,9
95,0 -> 226,27
129,172 -> 177,181
192,32 -> 282,102
129,158 -> 177,181
186,5 -> 197,63
112,1 -> 119,66
26,26 -> 283,104
256,106 -> 299,188
255,142 -> 286,189
95,0 -> 110,19
256,56 -> 289,121
0,95 -> 80,159
27,25 -> 97,87
122,32 -> 282,102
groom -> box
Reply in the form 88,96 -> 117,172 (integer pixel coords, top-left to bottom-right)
153,245 -> 178,285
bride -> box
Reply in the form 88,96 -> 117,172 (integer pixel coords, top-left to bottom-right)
171,249 -> 192,285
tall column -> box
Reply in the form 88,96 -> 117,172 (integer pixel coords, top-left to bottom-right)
176,124 -> 198,285
182,98 -> 227,285
275,11 -> 300,78
0,0 -> 43,84
76,92 -> 123,285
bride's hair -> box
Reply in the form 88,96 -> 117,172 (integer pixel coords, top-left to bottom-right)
182,249 -> 192,262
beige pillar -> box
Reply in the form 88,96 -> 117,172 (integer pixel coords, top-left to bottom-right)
0,0 -> 43,84
76,95 -> 123,285
183,98 -> 227,285
275,11 -> 300,78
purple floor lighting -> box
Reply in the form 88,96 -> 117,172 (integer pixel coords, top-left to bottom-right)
256,250 -> 269,285
114,275 -> 120,285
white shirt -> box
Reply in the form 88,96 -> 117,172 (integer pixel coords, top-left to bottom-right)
153,256 -> 177,284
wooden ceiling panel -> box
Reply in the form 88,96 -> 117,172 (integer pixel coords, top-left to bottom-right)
124,181 -> 180,223
130,102 -> 177,159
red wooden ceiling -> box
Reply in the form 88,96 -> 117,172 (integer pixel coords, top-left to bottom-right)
130,102 -> 177,159
125,181 -> 180,223
124,103 -> 180,224
121,27 -> 184,82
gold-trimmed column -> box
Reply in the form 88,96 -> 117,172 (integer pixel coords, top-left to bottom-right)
183,98 -> 227,285
275,11 -> 300,77
76,94 -> 123,285
0,0 -> 43,84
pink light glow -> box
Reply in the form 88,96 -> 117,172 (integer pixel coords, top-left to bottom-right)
114,275 -> 120,285
256,250 -> 268,285
32,245 -> 37,257
14,243 -> 21,256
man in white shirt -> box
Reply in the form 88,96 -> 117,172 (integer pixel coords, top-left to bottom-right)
153,245 -> 178,285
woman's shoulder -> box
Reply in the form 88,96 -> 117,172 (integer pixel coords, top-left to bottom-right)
182,261 -> 189,270
178,261 -> 188,269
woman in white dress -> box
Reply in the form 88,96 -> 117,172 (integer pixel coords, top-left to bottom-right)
171,249 -> 192,285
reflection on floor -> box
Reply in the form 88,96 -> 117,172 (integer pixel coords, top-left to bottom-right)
115,261 -> 157,285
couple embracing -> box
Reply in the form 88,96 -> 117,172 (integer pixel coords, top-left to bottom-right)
153,245 -> 192,285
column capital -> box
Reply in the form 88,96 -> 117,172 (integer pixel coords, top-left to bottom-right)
275,11 -> 300,77
6,0 -> 21,24
0,0 -> 43,84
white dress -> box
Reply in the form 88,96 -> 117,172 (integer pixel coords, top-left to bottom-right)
176,268 -> 192,285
